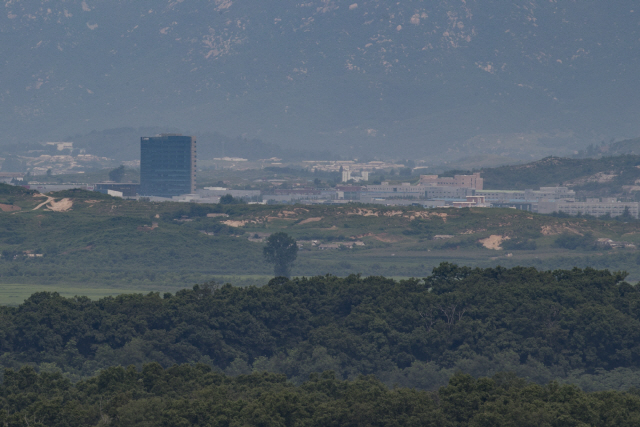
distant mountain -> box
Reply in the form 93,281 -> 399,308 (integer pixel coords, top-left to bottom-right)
2,0 -> 640,160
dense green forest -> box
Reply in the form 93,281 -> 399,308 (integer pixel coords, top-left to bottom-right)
2,265 -> 640,392
3,365 -> 640,426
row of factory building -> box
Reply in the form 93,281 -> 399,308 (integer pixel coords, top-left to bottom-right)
9,132 -> 640,219
39,178 -> 633,219
257,182 -> 640,219
16,174 -> 640,219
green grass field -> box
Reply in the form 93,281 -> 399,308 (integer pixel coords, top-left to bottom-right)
0,284 -> 141,305
3,184 -> 640,293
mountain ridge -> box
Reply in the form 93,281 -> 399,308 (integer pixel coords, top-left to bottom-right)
2,1 -> 639,159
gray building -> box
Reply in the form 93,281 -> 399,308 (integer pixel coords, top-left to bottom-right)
424,186 -> 475,200
476,187 -> 575,203
363,183 -> 475,201
538,199 -> 640,218
95,182 -> 139,197
365,183 -> 425,199
140,134 -> 196,197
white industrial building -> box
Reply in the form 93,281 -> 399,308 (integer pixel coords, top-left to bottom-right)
538,198 -> 640,218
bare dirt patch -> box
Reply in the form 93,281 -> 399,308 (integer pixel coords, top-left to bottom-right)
0,204 -> 21,212
267,217 -> 295,222
33,196 -> 54,211
461,229 -> 486,235
407,211 -> 448,222
276,208 -> 309,218
222,220 -> 250,228
351,232 -> 374,239
373,233 -> 403,243
541,225 -> 583,236
479,235 -> 509,250
298,217 -> 323,225
47,198 -> 73,212
347,208 -> 378,217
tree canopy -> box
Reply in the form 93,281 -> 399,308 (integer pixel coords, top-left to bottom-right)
2,365 -> 640,426
108,165 -> 125,183
263,232 -> 298,277
0,265 -> 639,391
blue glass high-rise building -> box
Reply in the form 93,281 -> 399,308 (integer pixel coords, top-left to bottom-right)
140,134 -> 196,197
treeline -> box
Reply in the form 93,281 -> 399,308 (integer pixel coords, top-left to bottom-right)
3,365 -> 640,426
2,265 -> 640,390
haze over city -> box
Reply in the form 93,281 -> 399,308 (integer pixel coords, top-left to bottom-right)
1,0 -> 639,162
4,2 -> 640,425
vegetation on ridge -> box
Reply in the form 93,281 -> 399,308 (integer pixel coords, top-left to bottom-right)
1,265 -> 640,391
3,365 -> 640,426
463,154 -> 640,197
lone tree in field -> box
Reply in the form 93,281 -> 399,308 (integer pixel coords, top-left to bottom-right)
263,232 -> 298,278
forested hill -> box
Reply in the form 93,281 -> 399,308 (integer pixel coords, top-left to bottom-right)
3,366 -> 640,426
477,154 -> 640,191
3,265 -> 640,391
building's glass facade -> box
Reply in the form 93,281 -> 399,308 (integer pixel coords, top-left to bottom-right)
140,135 -> 196,197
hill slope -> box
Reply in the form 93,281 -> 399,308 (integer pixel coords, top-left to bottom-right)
4,184 -> 640,287
2,266 -> 640,392
474,155 -> 640,198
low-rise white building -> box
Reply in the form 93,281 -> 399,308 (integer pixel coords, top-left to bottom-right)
476,187 -> 575,202
538,199 -> 640,218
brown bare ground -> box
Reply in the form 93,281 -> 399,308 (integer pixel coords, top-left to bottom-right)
33,196 -> 54,211
298,217 -> 323,224
351,232 -> 374,239
0,204 -> 21,212
347,208 -> 378,216
460,229 -> 486,235
276,208 -> 308,218
541,225 -> 583,236
373,233 -> 403,243
479,235 -> 509,250
407,211 -> 448,222
222,220 -> 250,227
47,198 -> 73,212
